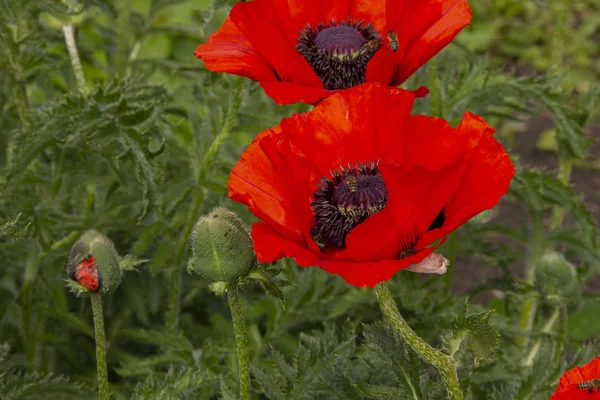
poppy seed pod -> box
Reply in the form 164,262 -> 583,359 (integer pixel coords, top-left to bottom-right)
535,251 -> 578,300
189,207 -> 256,282
67,230 -> 122,294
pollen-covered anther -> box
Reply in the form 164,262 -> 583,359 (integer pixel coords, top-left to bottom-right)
296,20 -> 381,90
311,161 -> 387,250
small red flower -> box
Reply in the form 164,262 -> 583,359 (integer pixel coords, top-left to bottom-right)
228,83 -> 514,286
551,357 -> 600,400
195,0 -> 471,105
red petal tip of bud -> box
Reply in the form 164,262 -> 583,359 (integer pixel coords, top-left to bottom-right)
75,256 -> 99,291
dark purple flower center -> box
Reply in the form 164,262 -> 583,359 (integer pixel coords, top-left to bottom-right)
296,20 -> 381,90
311,161 -> 387,250
314,25 -> 366,55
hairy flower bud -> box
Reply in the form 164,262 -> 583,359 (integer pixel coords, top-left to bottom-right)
188,207 -> 256,282
535,251 -> 578,300
67,230 -> 122,294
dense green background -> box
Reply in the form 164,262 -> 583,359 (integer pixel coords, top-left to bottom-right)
0,0 -> 599,399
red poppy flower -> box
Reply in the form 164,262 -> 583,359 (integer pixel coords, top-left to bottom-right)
551,357 -> 600,400
228,83 -> 514,287
195,0 -> 471,105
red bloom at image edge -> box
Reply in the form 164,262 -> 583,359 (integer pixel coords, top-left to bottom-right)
195,0 -> 471,104
228,83 -> 515,287
551,357 -> 600,399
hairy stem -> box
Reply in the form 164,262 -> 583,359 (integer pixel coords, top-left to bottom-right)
116,0 -> 131,77
90,294 -> 109,400
522,307 -> 561,367
62,24 -> 88,95
166,78 -> 247,334
22,252 -> 40,372
520,0 -> 570,354
517,212 -> 545,350
549,0 -> 571,229
228,286 -> 251,400
374,282 -> 462,400
14,83 -> 29,126
549,158 -> 572,230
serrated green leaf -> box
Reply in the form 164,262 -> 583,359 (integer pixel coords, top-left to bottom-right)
130,366 -> 214,400
446,302 -> 499,367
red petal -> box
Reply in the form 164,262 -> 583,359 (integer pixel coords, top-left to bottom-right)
339,158 -> 466,261
282,84 -> 415,175
385,0 -> 472,85
194,18 -> 276,82
252,222 -> 320,265
551,357 -> 600,399
230,0 -> 320,86
229,125 -> 313,243
550,389 -> 600,400
75,257 -> 99,292
413,86 -> 431,98
419,113 -> 514,245
286,0 -> 350,25
252,220 -> 434,287
260,80 -> 334,105
350,0 -> 387,32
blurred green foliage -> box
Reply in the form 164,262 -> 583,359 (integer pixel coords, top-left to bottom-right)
0,0 -> 599,399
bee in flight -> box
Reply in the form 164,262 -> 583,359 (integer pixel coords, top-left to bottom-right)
387,31 -> 399,52
578,378 -> 600,393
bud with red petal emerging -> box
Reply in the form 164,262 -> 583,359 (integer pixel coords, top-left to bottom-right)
67,230 -> 122,294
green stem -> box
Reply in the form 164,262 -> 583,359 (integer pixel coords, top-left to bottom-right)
549,158 -> 572,230
374,282 -> 462,400
62,24 -> 88,95
517,212 -> 545,349
522,307 -> 560,367
428,59 -> 442,118
166,78 -> 247,334
550,0 -> 568,77
90,294 -> 109,400
116,0 -> 131,77
519,0 -> 570,355
227,286 -> 251,400
14,83 -> 29,126
548,0 -> 571,231
22,252 -> 40,372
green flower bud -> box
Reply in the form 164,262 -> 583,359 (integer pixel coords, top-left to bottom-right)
188,207 -> 256,283
67,230 -> 122,294
535,251 -> 578,300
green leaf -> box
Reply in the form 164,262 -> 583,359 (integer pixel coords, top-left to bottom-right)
130,367 -> 214,400
446,301 -> 499,367
510,167 -> 599,254
0,371 -> 92,400
361,323 -> 424,399
568,300 -> 600,341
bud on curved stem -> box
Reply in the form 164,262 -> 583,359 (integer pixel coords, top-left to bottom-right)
188,207 -> 256,283
66,230 -> 121,400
